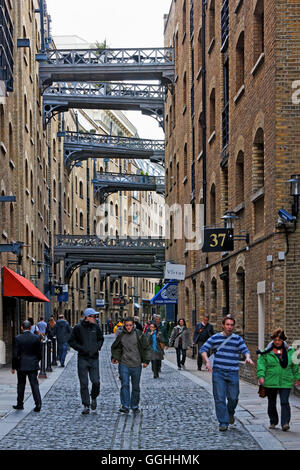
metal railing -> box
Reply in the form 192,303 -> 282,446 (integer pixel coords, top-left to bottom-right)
41,47 -> 174,66
44,81 -> 166,100
54,235 -> 165,249
64,131 -> 165,153
93,171 -> 165,186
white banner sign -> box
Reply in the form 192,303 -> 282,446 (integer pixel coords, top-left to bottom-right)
164,262 -> 186,280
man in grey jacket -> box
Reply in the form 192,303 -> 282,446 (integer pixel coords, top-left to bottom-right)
111,317 -> 151,415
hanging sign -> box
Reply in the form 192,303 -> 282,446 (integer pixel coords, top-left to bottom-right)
202,228 -> 234,252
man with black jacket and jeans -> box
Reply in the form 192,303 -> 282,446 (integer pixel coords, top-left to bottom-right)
193,315 -> 214,370
69,308 -> 104,415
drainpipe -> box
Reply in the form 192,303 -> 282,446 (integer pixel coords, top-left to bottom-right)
202,0 -> 208,266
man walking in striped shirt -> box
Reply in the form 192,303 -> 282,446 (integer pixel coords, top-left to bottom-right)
200,316 -> 254,431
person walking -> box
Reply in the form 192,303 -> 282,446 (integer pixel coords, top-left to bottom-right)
37,317 -> 47,337
54,314 -> 72,367
200,315 -> 254,431
68,308 -> 104,415
111,317 -> 151,415
257,328 -> 300,431
45,315 -> 56,341
11,320 -> 42,412
153,314 -> 169,373
193,315 -> 214,370
28,317 -> 41,337
147,322 -> 165,378
169,318 -> 191,370
114,319 -> 123,335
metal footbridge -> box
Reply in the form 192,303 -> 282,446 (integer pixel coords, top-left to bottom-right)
43,82 -> 165,127
92,171 -> 165,204
54,235 -> 165,282
38,47 -> 174,88
79,263 -> 164,279
63,131 -> 165,171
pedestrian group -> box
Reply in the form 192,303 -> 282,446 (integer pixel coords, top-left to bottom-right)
10,311 -> 300,434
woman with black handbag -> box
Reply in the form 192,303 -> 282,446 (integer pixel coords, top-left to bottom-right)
257,328 -> 300,431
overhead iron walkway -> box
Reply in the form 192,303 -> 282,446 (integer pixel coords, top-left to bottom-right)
43,82 -> 165,127
79,263 -> 164,279
37,47 -> 174,88
63,131 -> 165,171
92,171 -> 165,204
54,235 -> 165,282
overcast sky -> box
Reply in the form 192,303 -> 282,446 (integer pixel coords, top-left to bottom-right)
46,0 -> 172,139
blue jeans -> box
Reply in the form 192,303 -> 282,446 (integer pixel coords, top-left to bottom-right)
212,368 -> 240,426
119,364 -> 142,410
57,342 -> 68,365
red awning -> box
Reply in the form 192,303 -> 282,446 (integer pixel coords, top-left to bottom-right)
2,266 -> 50,302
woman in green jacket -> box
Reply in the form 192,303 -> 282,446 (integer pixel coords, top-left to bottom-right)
257,328 -> 300,431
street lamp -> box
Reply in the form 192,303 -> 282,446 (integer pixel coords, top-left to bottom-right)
287,174 -> 300,217
221,211 -> 239,229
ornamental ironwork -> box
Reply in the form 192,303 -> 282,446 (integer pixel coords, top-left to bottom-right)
63,131 -> 165,171
0,0 -> 14,92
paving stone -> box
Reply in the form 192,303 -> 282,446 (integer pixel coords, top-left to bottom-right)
0,337 -> 261,450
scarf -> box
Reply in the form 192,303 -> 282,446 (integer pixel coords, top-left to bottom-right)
256,341 -> 289,369
152,330 -> 158,352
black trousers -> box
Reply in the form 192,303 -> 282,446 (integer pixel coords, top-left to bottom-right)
175,346 -> 187,367
266,388 -> 291,426
17,370 -> 42,408
151,360 -> 160,377
197,342 -> 205,369
77,356 -> 100,407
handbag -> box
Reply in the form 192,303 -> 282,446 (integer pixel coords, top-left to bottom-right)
258,384 -> 266,398
208,334 -> 233,368
159,342 -> 166,351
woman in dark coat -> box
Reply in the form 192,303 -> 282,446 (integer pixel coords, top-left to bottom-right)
147,322 -> 165,379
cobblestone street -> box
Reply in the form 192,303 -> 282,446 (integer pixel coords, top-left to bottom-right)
0,336 -> 261,451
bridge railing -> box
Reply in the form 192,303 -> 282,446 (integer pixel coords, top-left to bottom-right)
43,47 -> 174,66
93,171 -> 165,186
44,82 -> 165,99
64,131 -> 165,153
54,235 -> 165,249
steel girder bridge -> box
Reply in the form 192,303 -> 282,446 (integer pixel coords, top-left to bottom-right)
54,235 -> 165,283
43,82 -> 165,127
63,131 -> 165,171
92,171 -> 165,204
37,47 -> 174,88
79,263 -> 164,279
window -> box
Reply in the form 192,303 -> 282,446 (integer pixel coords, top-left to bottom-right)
198,113 -> 203,154
210,183 -> 216,225
80,212 -> 84,229
197,28 -> 202,72
235,151 -> 244,205
236,32 -> 245,92
209,88 -> 216,135
253,0 -> 264,64
79,181 -> 83,198
252,128 -> 264,193
184,143 -> 188,178
209,0 -> 215,44
183,71 -> 187,107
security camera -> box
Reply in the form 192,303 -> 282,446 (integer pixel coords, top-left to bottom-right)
278,209 -> 296,224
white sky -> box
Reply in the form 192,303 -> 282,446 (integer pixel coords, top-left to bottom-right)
46,0 -> 172,139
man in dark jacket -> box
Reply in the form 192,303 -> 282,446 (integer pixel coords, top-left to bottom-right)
54,314 -> 72,367
69,308 -> 104,415
111,317 -> 151,415
11,320 -> 42,412
193,315 -> 214,370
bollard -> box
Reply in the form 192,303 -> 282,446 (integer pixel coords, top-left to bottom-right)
192,344 -> 196,359
38,340 -> 47,379
51,337 -> 57,366
46,340 -> 53,372
105,323 -> 108,335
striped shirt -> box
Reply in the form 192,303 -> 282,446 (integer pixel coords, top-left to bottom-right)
199,332 -> 250,371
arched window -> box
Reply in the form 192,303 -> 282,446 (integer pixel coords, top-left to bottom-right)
209,88 -> 216,135
209,0 -> 215,44
253,0 -> 264,64
79,181 -> 83,198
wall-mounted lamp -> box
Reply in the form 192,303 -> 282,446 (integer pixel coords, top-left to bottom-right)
287,174 -> 300,217
221,211 -> 239,229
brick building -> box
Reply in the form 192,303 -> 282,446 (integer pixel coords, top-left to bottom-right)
164,0 -> 300,381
